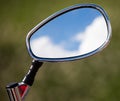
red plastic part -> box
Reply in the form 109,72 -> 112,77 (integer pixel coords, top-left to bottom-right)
18,84 -> 28,97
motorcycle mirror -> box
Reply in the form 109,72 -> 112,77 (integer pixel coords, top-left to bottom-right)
26,4 -> 111,62
6,4 -> 112,101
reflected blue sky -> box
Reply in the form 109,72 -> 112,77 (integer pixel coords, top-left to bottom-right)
30,7 -> 106,56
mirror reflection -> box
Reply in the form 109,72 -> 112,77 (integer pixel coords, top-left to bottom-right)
29,8 -> 108,58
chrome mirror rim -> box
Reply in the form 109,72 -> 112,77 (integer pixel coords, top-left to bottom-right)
26,3 -> 112,62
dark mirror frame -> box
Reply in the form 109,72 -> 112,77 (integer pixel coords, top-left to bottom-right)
26,4 -> 112,62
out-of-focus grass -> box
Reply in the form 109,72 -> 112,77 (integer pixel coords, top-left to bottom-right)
0,0 -> 120,101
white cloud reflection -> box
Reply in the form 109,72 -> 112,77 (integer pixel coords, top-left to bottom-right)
30,16 -> 107,58
74,16 -> 107,54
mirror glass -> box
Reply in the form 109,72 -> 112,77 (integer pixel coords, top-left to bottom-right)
28,7 -> 110,61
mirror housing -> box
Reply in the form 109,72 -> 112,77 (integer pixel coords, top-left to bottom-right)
26,4 -> 111,62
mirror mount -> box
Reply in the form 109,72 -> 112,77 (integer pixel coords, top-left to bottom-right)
22,60 -> 43,86
6,60 -> 43,100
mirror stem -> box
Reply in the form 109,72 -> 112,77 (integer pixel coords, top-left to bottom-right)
22,60 -> 43,86
6,60 -> 43,101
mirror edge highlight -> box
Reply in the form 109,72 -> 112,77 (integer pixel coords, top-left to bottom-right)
26,3 -> 112,62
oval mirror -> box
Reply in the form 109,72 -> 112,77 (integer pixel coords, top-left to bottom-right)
26,4 -> 111,62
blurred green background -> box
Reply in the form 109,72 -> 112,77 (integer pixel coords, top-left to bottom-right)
0,0 -> 120,101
